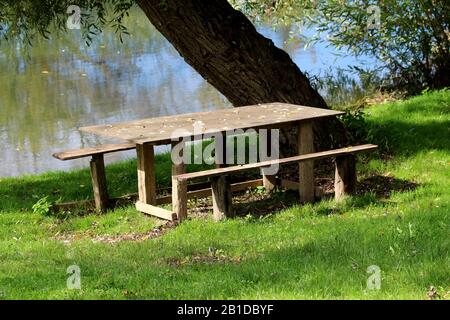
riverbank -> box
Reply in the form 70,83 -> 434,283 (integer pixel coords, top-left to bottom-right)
0,89 -> 448,299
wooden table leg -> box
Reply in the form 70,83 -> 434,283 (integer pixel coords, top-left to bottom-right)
298,120 -> 315,203
172,141 -> 187,221
90,154 -> 109,213
261,129 -> 277,192
136,143 -> 156,205
212,176 -> 233,221
213,132 -> 233,220
136,143 -> 176,220
215,131 -> 227,168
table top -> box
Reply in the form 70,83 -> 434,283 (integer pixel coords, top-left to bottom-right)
79,103 -> 344,145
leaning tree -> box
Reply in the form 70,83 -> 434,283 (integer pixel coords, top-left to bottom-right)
0,0 -> 347,153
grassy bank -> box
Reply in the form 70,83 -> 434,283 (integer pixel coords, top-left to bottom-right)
0,90 -> 448,299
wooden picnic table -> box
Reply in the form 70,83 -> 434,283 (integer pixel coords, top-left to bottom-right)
80,103 -> 345,221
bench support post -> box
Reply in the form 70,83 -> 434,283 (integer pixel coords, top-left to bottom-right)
172,141 -> 187,221
212,132 -> 233,221
298,120 -> 315,203
90,154 -> 109,213
136,143 -> 157,206
211,176 -> 233,221
335,155 -> 357,200
172,178 -> 187,221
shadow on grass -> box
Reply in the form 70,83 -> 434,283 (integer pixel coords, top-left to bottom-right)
367,119 -> 450,156
0,154 -> 213,212
0,162 -> 136,212
232,189 -> 300,218
356,175 -> 419,198
230,173 -> 420,219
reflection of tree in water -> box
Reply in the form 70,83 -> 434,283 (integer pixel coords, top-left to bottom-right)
0,9 -> 228,176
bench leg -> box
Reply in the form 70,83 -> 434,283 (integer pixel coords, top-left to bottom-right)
90,154 -> 109,213
172,178 -> 187,221
172,141 -> 187,221
136,143 -> 156,206
335,155 -> 357,200
298,120 -> 315,203
211,176 -> 233,221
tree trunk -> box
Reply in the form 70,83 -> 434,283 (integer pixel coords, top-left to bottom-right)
137,0 -> 348,154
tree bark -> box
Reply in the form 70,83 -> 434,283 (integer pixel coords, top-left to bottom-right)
137,0 -> 348,154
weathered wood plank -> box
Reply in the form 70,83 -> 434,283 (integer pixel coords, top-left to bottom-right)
335,155 -> 357,200
298,120 -> 315,203
175,145 -> 377,181
261,129 -> 277,192
53,143 -> 136,161
79,103 -> 344,145
90,154 -> 109,213
212,132 -> 231,221
136,143 -> 157,205
281,179 -> 299,191
211,176 -> 233,221
135,202 -> 177,221
215,131 -> 227,168
172,178 -> 187,221
172,141 -> 187,221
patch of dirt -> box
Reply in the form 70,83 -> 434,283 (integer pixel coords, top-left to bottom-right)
53,220 -> 178,245
279,159 -> 336,196
166,250 -> 242,267
426,286 -> 449,300
187,187 -> 298,219
279,159 -> 419,199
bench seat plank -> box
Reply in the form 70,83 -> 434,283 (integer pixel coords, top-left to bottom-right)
175,144 -> 378,181
53,143 -> 136,161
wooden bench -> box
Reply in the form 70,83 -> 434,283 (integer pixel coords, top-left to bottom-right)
53,143 -> 136,212
172,144 -> 378,221
52,142 -> 263,215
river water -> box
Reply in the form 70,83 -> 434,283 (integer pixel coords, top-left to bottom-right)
0,10 -> 373,177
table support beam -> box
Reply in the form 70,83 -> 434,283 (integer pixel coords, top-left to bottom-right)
298,120 -> 315,203
136,143 -> 156,205
172,141 -> 187,221
90,154 -> 109,213
215,131 -> 227,168
261,129 -> 277,192
213,133 -> 233,220
212,176 -> 233,221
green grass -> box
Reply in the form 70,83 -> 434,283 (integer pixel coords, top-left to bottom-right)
0,89 -> 449,300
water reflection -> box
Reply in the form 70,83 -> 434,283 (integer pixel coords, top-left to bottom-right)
0,10 -> 372,177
